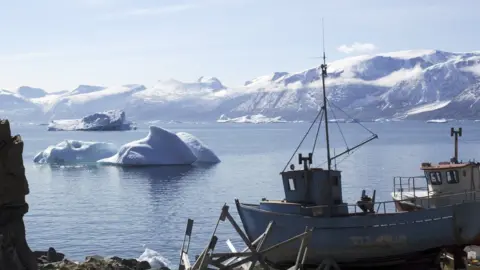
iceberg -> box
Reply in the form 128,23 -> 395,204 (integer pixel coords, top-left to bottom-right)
48,110 -> 136,131
216,114 -> 287,124
97,126 -> 198,166
98,126 -> 220,166
176,132 -> 220,163
426,118 -> 448,123
137,248 -> 170,269
33,140 -> 118,164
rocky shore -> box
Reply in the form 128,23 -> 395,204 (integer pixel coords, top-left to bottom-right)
36,248 -> 171,270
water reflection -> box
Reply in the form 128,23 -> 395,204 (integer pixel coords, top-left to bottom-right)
116,165 -> 196,180
114,164 -> 218,199
32,163 -> 101,172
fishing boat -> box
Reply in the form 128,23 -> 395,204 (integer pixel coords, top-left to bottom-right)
234,49 -> 480,269
392,127 -> 480,211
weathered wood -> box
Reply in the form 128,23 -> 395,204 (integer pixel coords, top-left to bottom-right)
179,219 -> 194,270
221,234 -> 265,266
191,245 -> 209,270
292,227 -> 312,270
249,221 -> 274,270
211,252 -> 255,259
258,231 -> 310,255
184,204 -> 314,270
223,206 -> 269,270
182,253 -> 191,270
222,255 -> 259,270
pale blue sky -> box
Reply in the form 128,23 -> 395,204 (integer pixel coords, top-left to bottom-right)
0,0 -> 477,92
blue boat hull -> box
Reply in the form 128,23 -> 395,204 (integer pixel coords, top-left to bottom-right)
235,200 -> 480,266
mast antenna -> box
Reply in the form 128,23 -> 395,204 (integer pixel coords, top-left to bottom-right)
322,18 -> 326,59
280,18 -> 378,173
320,17 -> 332,171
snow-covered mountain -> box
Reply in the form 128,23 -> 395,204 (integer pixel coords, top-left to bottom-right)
0,89 -> 44,121
4,49 -> 480,122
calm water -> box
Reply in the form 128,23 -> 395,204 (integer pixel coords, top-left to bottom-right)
15,121 -> 480,264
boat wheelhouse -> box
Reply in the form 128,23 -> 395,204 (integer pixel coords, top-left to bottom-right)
392,128 -> 480,211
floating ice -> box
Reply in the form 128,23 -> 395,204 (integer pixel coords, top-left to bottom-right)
426,118 -> 448,123
138,248 -> 170,269
48,110 -> 135,131
97,126 -> 198,166
98,126 -> 220,166
33,140 -> 118,164
176,132 -> 220,163
217,114 -> 286,124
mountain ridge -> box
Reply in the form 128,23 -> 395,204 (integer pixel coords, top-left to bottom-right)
3,49 -> 480,122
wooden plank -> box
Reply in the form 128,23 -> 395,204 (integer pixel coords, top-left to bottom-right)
182,253 -> 191,270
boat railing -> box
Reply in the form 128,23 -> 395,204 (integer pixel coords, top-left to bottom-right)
392,175 -> 429,200
305,189 -> 480,215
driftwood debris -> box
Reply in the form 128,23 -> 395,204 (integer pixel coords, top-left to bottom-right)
179,204 -> 315,270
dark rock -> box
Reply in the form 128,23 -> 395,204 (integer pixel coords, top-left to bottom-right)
86,255 -> 104,262
34,248 -> 65,263
47,247 -> 64,262
108,256 -> 123,262
137,260 -> 151,270
36,248 -> 165,270
122,258 -> 138,268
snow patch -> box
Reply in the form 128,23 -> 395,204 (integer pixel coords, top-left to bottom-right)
373,64 -> 424,87
71,85 -> 106,95
33,140 -> 118,164
377,49 -> 438,59
48,110 -> 135,131
462,64 -> 480,77
68,84 -> 145,104
405,100 -> 451,116
133,77 -> 226,102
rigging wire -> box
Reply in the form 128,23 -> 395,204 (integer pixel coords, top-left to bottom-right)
315,144 -> 360,168
328,100 -> 378,136
326,98 -> 349,149
281,107 -> 324,173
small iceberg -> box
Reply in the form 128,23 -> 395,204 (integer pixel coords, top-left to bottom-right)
345,118 -> 361,123
138,248 -> 170,269
33,140 -> 118,164
98,126 -> 220,166
328,118 -> 346,123
373,118 -> 390,122
426,118 -> 448,123
217,114 -> 287,124
48,110 -> 136,131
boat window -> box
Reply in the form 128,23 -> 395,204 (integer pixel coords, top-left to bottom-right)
447,170 -> 459,184
332,176 -> 339,186
429,171 -> 442,185
288,178 -> 296,191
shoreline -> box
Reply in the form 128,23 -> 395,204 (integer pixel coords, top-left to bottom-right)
36,247 -> 171,270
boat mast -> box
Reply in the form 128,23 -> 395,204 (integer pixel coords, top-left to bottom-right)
321,19 -> 331,171
451,127 -> 462,163
281,19 -> 378,174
